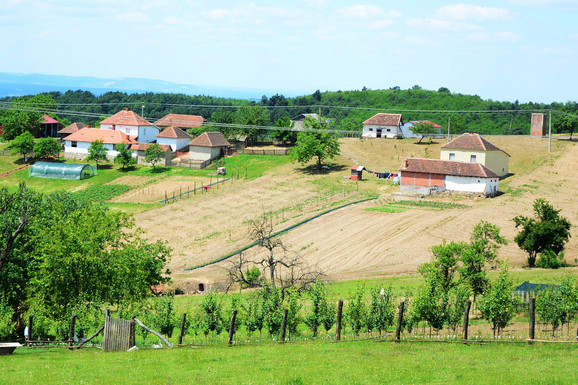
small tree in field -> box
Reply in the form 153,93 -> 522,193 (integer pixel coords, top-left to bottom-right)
9,131 -> 35,160
86,140 -> 108,167
289,116 -> 340,169
33,137 -> 60,159
145,143 -> 165,169
114,143 -> 136,170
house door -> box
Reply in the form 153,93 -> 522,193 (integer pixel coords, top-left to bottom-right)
376,129 -> 382,138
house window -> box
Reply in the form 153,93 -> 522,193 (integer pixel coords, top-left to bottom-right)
449,153 -> 455,160
71,141 -> 77,148
386,128 -> 391,132
470,155 -> 477,162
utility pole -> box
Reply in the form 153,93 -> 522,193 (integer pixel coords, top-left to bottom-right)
548,110 -> 552,153
447,117 -> 451,142
141,104 -> 145,118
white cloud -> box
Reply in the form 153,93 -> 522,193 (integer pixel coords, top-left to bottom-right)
408,18 -> 483,32
508,0 -> 577,7
435,3 -> 514,21
336,5 -> 402,30
209,9 -> 229,20
468,31 -> 521,42
115,12 -> 149,22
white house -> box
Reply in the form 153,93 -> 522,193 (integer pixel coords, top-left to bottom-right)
400,120 -> 442,139
189,132 -> 230,162
130,143 -> 172,166
156,126 -> 192,151
362,113 -> 403,138
399,157 -> 499,196
63,128 -> 138,160
100,107 -> 159,143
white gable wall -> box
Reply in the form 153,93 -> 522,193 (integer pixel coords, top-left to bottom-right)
189,146 -> 222,161
100,124 -> 159,143
445,175 -> 499,195
158,137 -> 189,151
362,124 -> 400,138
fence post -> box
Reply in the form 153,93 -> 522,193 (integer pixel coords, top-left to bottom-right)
395,301 -> 405,342
129,316 -> 136,348
178,313 -> 187,345
280,308 -> 288,342
529,297 -> 535,341
335,300 -> 343,341
68,314 -> 77,348
462,300 -> 471,341
27,314 -> 33,346
228,309 -> 237,346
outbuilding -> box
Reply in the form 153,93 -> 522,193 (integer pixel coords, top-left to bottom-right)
350,166 -> 364,181
30,162 -> 95,180
188,132 -> 230,162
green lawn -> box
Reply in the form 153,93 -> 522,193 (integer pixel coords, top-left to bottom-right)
3,340 -> 577,384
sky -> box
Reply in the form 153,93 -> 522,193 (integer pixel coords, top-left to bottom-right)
1,0 -> 577,103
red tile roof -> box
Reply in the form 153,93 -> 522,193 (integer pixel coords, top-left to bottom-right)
42,115 -> 59,124
100,108 -> 152,126
400,158 -> 499,178
130,143 -> 171,152
154,114 -> 205,128
156,126 -> 191,139
63,128 -> 138,145
441,133 -> 509,156
189,132 -> 230,147
363,113 -> 402,126
409,120 -> 442,128
58,122 -> 86,135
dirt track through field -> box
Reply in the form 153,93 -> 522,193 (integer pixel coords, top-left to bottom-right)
130,137 -> 578,290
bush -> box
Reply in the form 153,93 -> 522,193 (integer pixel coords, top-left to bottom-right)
536,250 -> 568,269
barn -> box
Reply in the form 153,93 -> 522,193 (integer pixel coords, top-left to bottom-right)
399,158 -> 500,196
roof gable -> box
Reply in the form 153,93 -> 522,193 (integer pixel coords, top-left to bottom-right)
363,113 -> 402,126
441,133 -> 509,156
189,132 -> 230,147
58,122 -> 86,134
100,108 -> 152,126
156,126 -> 191,139
154,114 -> 205,128
63,128 -> 138,145
42,115 -> 59,124
400,158 -> 500,178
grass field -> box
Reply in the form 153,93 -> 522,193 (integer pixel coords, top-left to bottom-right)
3,340 -> 578,384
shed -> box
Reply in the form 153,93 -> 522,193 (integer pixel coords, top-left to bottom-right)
351,166 -> 364,181
30,162 -> 95,180
513,281 -> 559,303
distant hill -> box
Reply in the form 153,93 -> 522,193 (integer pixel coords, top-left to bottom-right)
0,72 -> 304,100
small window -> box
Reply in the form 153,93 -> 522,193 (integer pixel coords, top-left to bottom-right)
386,128 -> 391,132
470,155 -> 477,162
449,153 -> 455,160
71,141 -> 77,148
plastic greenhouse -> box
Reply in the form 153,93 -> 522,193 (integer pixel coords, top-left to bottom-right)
29,162 -> 95,180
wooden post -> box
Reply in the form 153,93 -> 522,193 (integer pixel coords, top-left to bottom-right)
27,314 -> 33,346
335,300 -> 343,341
280,309 -> 288,342
129,316 -> 136,348
194,182 -> 196,194
228,310 -> 237,346
529,297 -> 536,341
178,313 -> 187,345
105,308 -> 110,319
395,301 -> 405,342
165,192 -> 167,202
210,175 -> 212,186
462,300 -> 471,341
68,314 -> 77,348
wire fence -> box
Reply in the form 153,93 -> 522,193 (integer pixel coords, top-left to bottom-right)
159,177 -> 231,203
241,148 -> 289,156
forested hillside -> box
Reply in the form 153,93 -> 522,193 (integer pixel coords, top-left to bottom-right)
1,87 -> 576,137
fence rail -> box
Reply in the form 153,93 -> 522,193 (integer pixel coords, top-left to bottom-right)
160,177 -> 231,203
241,148 -> 289,156
169,159 -> 212,169
0,150 -> 11,156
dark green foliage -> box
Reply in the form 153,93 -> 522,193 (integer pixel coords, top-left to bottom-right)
151,293 -> 177,338
535,276 -> 577,337
85,140 -> 108,166
8,131 -> 35,159
346,283 -> 366,336
305,280 -> 333,337
33,137 -> 60,159
200,291 -> 224,336
368,286 -> 396,335
536,250 -> 568,269
289,116 -> 340,168
114,144 -> 136,169
0,94 -> 56,140
243,293 -> 264,337
261,283 -> 283,337
144,143 -> 166,169
73,184 -> 131,202
513,199 -> 572,267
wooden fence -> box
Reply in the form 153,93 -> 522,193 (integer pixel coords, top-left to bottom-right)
241,148 -> 289,156
102,316 -> 133,352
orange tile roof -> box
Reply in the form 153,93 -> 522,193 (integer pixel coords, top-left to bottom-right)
63,128 -> 138,145
363,113 -> 402,126
441,133 -> 509,156
58,122 -> 86,134
130,143 -> 171,152
400,158 -> 499,178
189,132 -> 230,147
156,126 -> 191,139
100,108 -> 152,126
154,114 -> 205,128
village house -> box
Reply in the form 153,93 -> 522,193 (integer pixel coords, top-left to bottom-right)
100,107 -> 159,143
401,120 -> 442,139
399,157 -> 500,196
39,115 -> 62,138
362,113 -> 403,138
291,113 -> 323,130
440,133 -> 510,177
130,143 -> 172,166
189,132 -> 230,162
156,126 -> 192,151
58,122 -> 87,139
154,114 -> 205,131
62,128 -> 137,160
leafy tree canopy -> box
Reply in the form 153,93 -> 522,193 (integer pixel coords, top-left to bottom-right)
289,116 -> 340,168
8,131 -> 35,159
144,143 -> 166,169
114,143 -> 136,170
85,140 -> 108,166
33,137 -> 60,159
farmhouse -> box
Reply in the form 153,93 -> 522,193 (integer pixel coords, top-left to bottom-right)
189,132 -> 230,162
130,143 -> 172,166
156,126 -> 192,151
58,122 -> 86,139
440,133 -> 510,177
399,158 -> 500,196
401,120 -> 442,139
291,113 -> 323,130
100,107 -> 159,143
362,113 -> 403,139
63,128 -> 138,160
154,113 -> 205,130
39,115 -> 62,138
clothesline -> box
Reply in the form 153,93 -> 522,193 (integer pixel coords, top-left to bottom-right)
364,168 -> 398,179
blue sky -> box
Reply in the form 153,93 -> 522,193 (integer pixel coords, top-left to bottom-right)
1,0 -> 577,103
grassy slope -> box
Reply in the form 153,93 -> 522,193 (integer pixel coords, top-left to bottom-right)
3,341 -> 578,384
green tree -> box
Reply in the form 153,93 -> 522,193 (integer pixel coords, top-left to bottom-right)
478,261 -> 521,337
285,287 -> 302,339
368,286 -> 396,335
305,279 -> 331,337
114,143 -> 136,170
556,112 -> 577,140
261,283 -> 283,337
151,292 -> 177,338
243,292 -> 264,338
346,283 -> 366,336
410,121 -> 438,143
144,143 -> 166,169
0,94 -> 56,140
8,131 -> 35,160
33,137 -> 60,159
270,117 -> 297,144
233,105 -> 271,141
536,276 -> 578,337
85,140 -> 108,167
200,291 -> 224,337
513,199 -> 572,267
289,116 -> 340,169
412,276 -> 448,335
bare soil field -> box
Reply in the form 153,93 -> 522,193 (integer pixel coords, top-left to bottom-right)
127,136 -> 578,291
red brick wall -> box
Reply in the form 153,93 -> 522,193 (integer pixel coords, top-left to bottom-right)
401,172 -> 445,187
531,113 -> 546,137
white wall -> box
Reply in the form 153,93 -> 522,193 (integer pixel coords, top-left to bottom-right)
445,175 -> 499,195
100,124 -> 159,143
362,124 -> 399,138
189,146 -> 221,161
64,141 -> 123,160
158,137 -> 189,151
